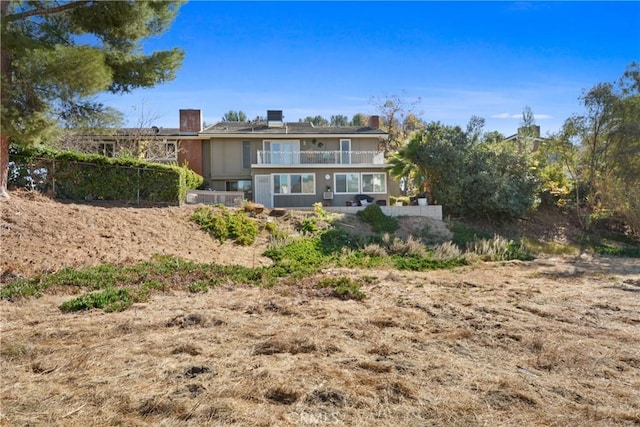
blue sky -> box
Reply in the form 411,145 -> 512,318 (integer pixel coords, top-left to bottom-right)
97,1 -> 640,136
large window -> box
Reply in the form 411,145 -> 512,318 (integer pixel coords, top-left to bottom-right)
226,180 -> 252,193
164,141 -> 177,160
362,173 -> 386,193
273,173 -> 315,194
263,140 -> 300,165
97,142 -> 115,157
335,173 -> 360,193
335,172 -> 386,194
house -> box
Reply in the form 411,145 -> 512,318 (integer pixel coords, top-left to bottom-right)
503,125 -> 546,152
68,109 -> 390,208
55,126 -> 190,167
180,109 -> 390,209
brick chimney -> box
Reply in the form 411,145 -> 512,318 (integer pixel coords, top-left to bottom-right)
368,115 -> 380,129
179,109 -> 202,133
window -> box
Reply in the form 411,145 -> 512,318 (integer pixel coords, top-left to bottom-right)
273,173 -> 315,194
335,172 -> 386,194
263,140 -> 300,165
335,173 -> 360,193
98,142 -> 115,157
242,141 -> 251,169
340,139 -> 351,164
226,180 -> 252,192
362,173 -> 386,193
164,141 -> 177,159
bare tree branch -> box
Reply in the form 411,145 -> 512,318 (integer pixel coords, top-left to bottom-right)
4,1 -> 91,22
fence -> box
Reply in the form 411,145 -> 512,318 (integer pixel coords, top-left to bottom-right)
185,190 -> 245,207
256,150 -> 385,165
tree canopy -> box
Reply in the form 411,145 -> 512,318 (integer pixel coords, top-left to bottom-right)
222,110 -> 247,122
388,121 -> 538,221
0,0 -> 185,197
555,62 -> 640,232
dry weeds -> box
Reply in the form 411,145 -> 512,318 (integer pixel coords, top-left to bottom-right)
1,257 -> 639,426
1,192 -> 639,426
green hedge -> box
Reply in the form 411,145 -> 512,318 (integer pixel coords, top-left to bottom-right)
9,144 -> 203,205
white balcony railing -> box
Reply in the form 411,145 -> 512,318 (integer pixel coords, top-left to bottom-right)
256,150 -> 384,165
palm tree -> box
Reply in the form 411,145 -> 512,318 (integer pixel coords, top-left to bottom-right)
387,132 -> 430,196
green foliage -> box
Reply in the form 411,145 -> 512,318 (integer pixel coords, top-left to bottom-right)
520,237 -> 579,256
312,202 -> 329,219
466,235 -> 534,261
302,115 -> 329,127
357,204 -> 398,233
299,217 -> 319,235
391,255 -> 466,271
228,211 -> 259,246
448,221 -> 533,261
388,123 -> 538,221
191,207 -> 258,246
578,234 -> 640,258
390,196 -> 410,206
316,277 -> 366,300
461,142 -> 538,221
556,62 -> 640,234
1,1 -> 185,142
188,281 -> 210,293
222,110 -> 247,122
59,287 -> 138,313
448,221 -> 493,247
264,237 -> 325,275
9,144 -> 202,204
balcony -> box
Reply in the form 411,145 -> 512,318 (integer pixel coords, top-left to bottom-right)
256,150 -> 385,166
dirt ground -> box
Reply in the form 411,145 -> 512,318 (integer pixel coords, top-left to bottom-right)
1,191 -> 639,426
0,191 -> 276,279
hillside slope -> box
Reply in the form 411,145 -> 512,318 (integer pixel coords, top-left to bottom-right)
1,191 -> 639,425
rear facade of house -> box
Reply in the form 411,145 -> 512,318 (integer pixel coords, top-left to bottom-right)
181,109 -> 390,209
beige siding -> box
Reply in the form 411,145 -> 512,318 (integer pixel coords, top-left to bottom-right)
252,166 -> 390,208
209,138 -> 246,178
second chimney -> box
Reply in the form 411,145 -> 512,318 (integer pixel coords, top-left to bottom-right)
180,109 -> 203,133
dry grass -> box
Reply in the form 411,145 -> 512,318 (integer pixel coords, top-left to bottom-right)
2,256 -> 639,426
1,192 -> 639,425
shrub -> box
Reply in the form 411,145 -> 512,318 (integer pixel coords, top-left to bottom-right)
363,243 -> 388,257
466,235 -> 533,261
191,207 -> 258,245
357,204 -> 398,233
316,277 -> 366,300
227,211 -> 258,245
449,221 -> 492,247
431,241 -> 462,261
188,281 -> 209,293
59,287 -> 139,313
299,218 -> 319,235
312,202 -> 328,219
9,144 -> 202,205
386,235 -> 427,257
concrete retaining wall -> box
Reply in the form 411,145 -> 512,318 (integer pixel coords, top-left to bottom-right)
326,205 -> 442,221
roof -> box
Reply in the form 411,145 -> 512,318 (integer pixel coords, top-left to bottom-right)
74,127 -> 183,138
503,133 -> 546,142
201,121 -> 387,136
